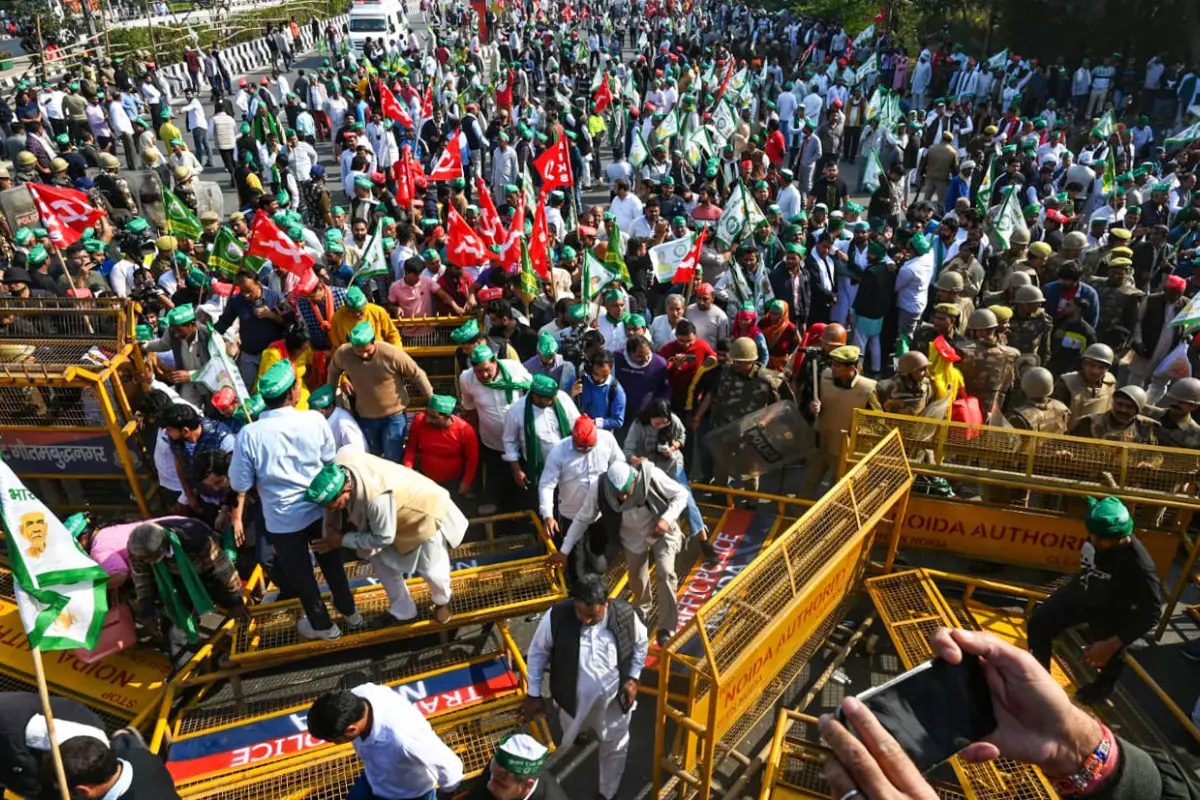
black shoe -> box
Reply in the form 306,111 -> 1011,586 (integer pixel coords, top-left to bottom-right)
656,628 -> 670,648
699,538 -> 719,565
574,731 -> 593,746
1074,681 -> 1114,705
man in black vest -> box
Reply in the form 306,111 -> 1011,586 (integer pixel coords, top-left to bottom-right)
523,575 -> 649,800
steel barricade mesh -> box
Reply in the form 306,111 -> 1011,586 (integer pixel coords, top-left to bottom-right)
395,315 -> 472,351
176,632 -> 504,736
405,373 -> 459,407
850,410 -> 1200,502
0,564 -> 13,599
776,738 -> 968,800
866,571 -> 1056,800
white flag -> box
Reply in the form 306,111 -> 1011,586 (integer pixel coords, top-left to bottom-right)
712,99 -> 737,142
1093,109 -> 1116,139
862,150 -> 885,192
352,223 -> 390,284
730,67 -> 748,91
855,54 -> 878,86
0,462 -> 109,650
1166,118 -> 1200,149
988,187 -> 1027,250
582,251 -> 621,301
986,49 -> 1009,70
715,183 -> 767,248
650,234 -> 697,283
853,23 -> 875,49
192,322 -> 252,401
655,111 -> 680,141
629,128 -> 650,167
623,72 -> 640,107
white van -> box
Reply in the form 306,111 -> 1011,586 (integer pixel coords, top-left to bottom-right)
347,0 -> 406,56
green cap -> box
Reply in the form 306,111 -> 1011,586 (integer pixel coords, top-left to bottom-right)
537,332 -> 559,358
504,183 -> 519,194
348,320 -> 375,347
451,318 -> 481,344
126,217 -> 150,233
304,463 -> 347,505
627,314 -> 646,328
530,373 -> 559,398
258,359 -> 297,399
63,512 -> 89,540
169,304 -> 196,326
83,238 -> 106,254
909,233 -> 932,255
560,245 -> 577,260
13,227 -> 33,246
327,241 -> 345,255
428,394 -> 457,415
1084,496 -> 1134,539
235,394 -> 265,422
345,286 -> 367,310
567,304 -> 587,323
185,267 -> 208,288
309,384 -> 334,410
56,132 -> 70,146
26,244 -> 48,266
470,343 -> 495,365
135,324 -> 155,341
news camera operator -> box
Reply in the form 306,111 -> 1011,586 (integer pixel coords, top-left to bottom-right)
820,627 -> 1200,800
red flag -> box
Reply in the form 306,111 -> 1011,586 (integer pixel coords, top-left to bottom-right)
394,144 -> 415,208
873,7 -> 887,22
428,131 -> 464,182
28,183 -> 106,247
562,6 -> 575,20
593,79 -> 613,114
529,193 -> 551,279
497,195 -> 525,269
380,82 -> 413,129
445,208 -> 490,267
533,136 -> 572,190
248,214 -> 316,276
421,82 -> 434,119
474,177 -> 505,245
672,227 -> 707,285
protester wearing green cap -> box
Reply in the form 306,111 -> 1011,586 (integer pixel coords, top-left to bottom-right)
471,732 -> 564,799
329,283 -> 401,351
404,394 -> 480,497
501,373 -> 579,493
228,358 -> 362,642
327,314 -> 433,462
308,384 -> 368,452
304,445 -> 469,625
459,338 -> 534,508
522,331 -> 578,394
1027,496 -> 1163,704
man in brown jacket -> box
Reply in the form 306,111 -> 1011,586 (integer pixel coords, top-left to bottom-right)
921,131 -> 959,205
306,450 -> 469,624
328,320 -> 433,461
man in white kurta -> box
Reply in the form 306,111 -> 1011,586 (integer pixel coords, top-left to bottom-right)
459,344 -> 533,503
309,384 -> 366,452
502,373 -> 580,492
306,451 -> 468,625
524,575 -> 649,800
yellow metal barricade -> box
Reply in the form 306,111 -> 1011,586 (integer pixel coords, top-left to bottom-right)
0,298 -> 155,515
653,430 -> 913,800
846,409 -> 1200,638
395,314 -> 471,410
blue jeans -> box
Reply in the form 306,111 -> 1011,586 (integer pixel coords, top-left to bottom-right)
358,413 -> 408,462
347,774 -> 436,800
669,464 -> 707,537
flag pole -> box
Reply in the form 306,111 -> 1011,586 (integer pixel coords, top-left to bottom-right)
31,646 -> 74,800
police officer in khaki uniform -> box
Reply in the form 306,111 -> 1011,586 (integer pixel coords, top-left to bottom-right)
929,271 -> 975,322
706,337 -> 783,494
1144,377 -> 1200,450
804,345 -> 877,497
942,248 -> 987,300
793,323 -> 846,424
1069,384 -> 1159,445
1093,257 -> 1142,351
1079,229 -> 1130,283
1052,343 -> 1117,427
1008,368 -> 1071,433
1046,231 -> 1088,275
957,308 -> 1021,419
985,227 -> 1031,293
911,303 -> 963,357
1007,284 -> 1054,372
981,270 -> 1031,308
871,351 -> 935,415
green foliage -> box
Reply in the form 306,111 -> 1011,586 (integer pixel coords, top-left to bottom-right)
106,0 -> 352,66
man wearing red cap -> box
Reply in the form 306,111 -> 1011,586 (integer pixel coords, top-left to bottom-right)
684,283 -> 729,349
538,416 -> 624,578
1129,274 -> 1189,398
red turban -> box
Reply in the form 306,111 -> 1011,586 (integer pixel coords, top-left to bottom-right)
572,415 -> 598,448
1166,275 -> 1187,292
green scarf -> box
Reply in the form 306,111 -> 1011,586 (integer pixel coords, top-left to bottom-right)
150,528 -> 215,645
524,394 -> 571,481
484,359 -> 532,403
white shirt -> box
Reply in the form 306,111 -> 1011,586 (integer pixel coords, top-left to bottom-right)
649,314 -> 681,351
684,305 -> 729,349
895,252 -> 936,315
327,406 -> 366,452
458,360 -> 533,452
349,682 -> 464,797
597,315 -> 627,352
502,392 -> 580,463
777,184 -> 802,220
180,98 -> 208,132
537,430 -> 624,519
609,194 -> 644,231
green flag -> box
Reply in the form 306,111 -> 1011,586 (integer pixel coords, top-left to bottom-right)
519,237 -> 539,297
605,220 -> 630,285
862,150 -> 885,193
351,223 -> 389,285
1165,119 -> 1200,149
252,110 -> 283,144
163,188 -> 202,240
208,227 -> 244,278
655,110 -> 679,141
1093,109 -> 1116,140
629,128 -> 650,167
1102,147 -> 1117,195
988,187 -> 1027,250
582,250 -> 620,301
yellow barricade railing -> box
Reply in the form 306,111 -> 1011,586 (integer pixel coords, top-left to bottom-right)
846,409 -> 1200,639
652,430 -> 913,800
0,297 -> 154,516
395,314 -> 472,356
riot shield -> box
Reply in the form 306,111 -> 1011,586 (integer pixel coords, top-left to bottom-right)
193,180 -> 224,219
704,400 -> 815,478
124,170 -> 166,231
0,186 -> 40,236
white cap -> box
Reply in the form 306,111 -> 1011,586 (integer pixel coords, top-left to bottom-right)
607,462 -> 635,492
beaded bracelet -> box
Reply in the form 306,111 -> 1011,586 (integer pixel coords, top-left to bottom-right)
1051,723 -> 1119,797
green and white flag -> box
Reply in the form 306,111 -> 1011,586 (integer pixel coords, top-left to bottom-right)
712,99 -> 737,142
1171,292 -> 1200,328
1165,118 -> 1200,149
715,182 -> 767,248
730,66 -> 749,92
629,128 -> 650,167
192,322 -> 252,400
164,188 -> 203,240
853,23 -> 875,49
975,162 -> 995,212
623,72 -> 641,108
683,128 -> 710,167
352,223 -> 389,284
1,462 -> 109,651
1093,109 -> 1116,139
582,250 -> 621,301
207,227 -> 244,278
985,49 -> 1009,70
655,110 -> 679,141
649,233 -> 697,283
862,150 -> 885,192
590,65 -> 606,92
854,54 -> 878,86
988,186 -> 1027,250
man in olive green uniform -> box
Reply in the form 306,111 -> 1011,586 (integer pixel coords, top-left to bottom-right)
942,248 -> 987,300
1045,231 -> 1088,275
871,351 -> 935,415
704,337 -> 783,494
957,308 -> 1021,420
804,345 -> 877,497
1052,344 -> 1118,428
1081,228 -> 1133,283
985,227 -> 1031,293
1008,368 -> 1071,433
1144,378 -> 1200,450
1069,385 -> 1159,445
929,271 -> 975,322
911,304 -> 963,357
1006,284 -> 1054,374
1093,257 -> 1142,352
